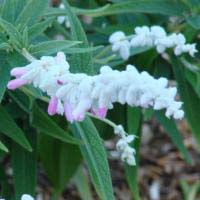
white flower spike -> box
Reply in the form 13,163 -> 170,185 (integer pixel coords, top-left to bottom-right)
109,25 -> 197,60
7,51 -> 185,165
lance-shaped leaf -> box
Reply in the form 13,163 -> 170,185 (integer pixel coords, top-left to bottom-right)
0,140 -> 8,152
15,0 -> 48,29
31,103 -> 79,145
71,117 -> 115,200
0,105 -> 32,151
39,134 -> 82,195
0,54 -> 10,102
29,40 -> 80,56
125,107 -> 142,200
28,18 -> 55,40
46,0 -> 189,18
62,0 -> 93,74
74,166 -> 93,200
155,110 -> 192,164
172,57 -> 200,149
12,130 -> 37,199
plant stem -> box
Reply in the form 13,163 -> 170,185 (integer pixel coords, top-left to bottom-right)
21,48 -> 36,62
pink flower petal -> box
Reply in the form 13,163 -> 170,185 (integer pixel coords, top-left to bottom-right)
48,96 -> 58,116
97,107 -> 107,118
64,102 -> 74,123
55,52 -> 66,64
7,78 -> 28,90
73,114 -> 84,121
11,67 -> 27,78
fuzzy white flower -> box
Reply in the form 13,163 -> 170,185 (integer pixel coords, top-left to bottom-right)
109,25 -> 197,59
7,51 -> 185,165
115,125 -> 136,165
8,53 -> 184,121
130,26 -> 153,47
7,52 -> 69,116
109,31 -> 130,60
21,194 -> 34,200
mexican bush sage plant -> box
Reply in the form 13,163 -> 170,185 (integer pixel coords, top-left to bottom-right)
0,0 -> 199,199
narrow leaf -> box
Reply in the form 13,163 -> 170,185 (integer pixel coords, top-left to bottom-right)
62,0 -> 93,74
172,57 -> 200,149
39,134 -> 82,194
31,103 -> 79,145
30,40 -> 80,56
125,107 -> 142,200
186,15 -> 200,29
46,0 -> 189,18
71,117 -> 114,200
74,167 -> 93,200
0,105 -> 32,151
155,110 -> 192,164
12,130 -> 37,199
63,46 -> 102,54
0,140 -> 8,152
28,18 -> 55,40
0,17 -> 21,46
1,0 -> 15,23
15,0 -> 48,28
0,57 -> 11,102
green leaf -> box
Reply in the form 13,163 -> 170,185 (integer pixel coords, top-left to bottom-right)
1,0 -> 15,23
102,0 -> 188,16
45,4 -> 109,19
155,110 -> 192,164
180,180 -> 200,200
28,18 -> 55,40
21,26 -> 29,48
15,0 -> 48,29
1,0 -> 28,23
74,166 -> 93,200
184,68 -> 200,98
0,140 -> 8,152
180,180 -> 190,200
63,46 -> 102,54
125,107 -> 142,200
46,0 -> 189,18
62,0 -> 93,74
29,40 -> 80,56
8,90 -> 31,114
31,103 -> 79,145
0,105 -> 32,151
186,15 -> 200,29
172,57 -> 200,149
0,42 -> 10,51
0,17 -> 22,48
12,130 -> 37,199
71,117 -> 114,200
0,54 -> 10,102
39,134 -> 82,194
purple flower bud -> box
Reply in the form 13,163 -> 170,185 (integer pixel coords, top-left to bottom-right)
97,107 -> 107,119
64,102 -> 74,123
7,78 -> 28,90
11,67 -> 27,78
48,96 -> 58,116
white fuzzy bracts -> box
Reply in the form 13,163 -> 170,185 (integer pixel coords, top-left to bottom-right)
7,52 -> 184,121
109,25 -> 197,60
7,51 -> 184,166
